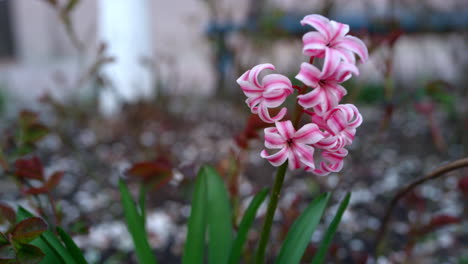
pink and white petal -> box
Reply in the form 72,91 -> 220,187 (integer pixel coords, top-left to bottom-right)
276,120 -> 296,140
298,87 -> 325,109
343,104 -> 363,128
327,83 -> 347,102
321,48 -> 341,79
295,62 -> 321,87
261,148 -> 289,167
258,103 -> 287,123
264,127 -> 286,149
294,123 -> 324,144
303,32 -> 327,51
334,62 -> 359,82
314,135 -> 339,150
310,112 -> 331,131
287,149 -> 302,170
248,63 -> 276,88
335,47 -> 356,64
341,128 -> 356,145
301,14 -> 333,40
263,89 -> 289,108
323,149 -> 348,162
246,96 -> 262,109
303,31 -> 327,43
293,143 -> 316,168
326,110 -> 348,134
307,163 -> 331,176
329,20 -> 350,41
263,74 -> 293,92
335,36 -> 369,63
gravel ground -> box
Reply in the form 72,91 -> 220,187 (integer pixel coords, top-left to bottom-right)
0,93 -> 467,263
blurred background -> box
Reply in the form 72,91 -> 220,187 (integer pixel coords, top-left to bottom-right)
0,0 -> 467,263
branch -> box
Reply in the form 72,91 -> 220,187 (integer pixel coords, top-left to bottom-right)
374,157 -> 468,256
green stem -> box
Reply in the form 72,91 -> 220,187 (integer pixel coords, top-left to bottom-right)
255,161 -> 288,263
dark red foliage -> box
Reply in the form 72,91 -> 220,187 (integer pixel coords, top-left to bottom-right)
458,176 -> 468,196
428,215 -> 461,229
14,156 -> 44,181
126,157 -> 173,190
414,101 -> 435,116
23,171 -> 64,195
235,114 -> 272,149
0,203 -> 16,224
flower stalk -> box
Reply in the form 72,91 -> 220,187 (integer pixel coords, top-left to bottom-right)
255,161 -> 288,264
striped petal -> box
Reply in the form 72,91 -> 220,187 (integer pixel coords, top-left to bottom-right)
301,14 -> 333,40
321,48 -> 341,79
288,149 -> 302,170
329,20 -> 350,42
264,127 -> 286,149
333,62 -> 359,83
275,120 -> 296,140
335,35 -> 369,63
302,31 -> 327,57
258,103 -> 287,123
293,143 -> 316,169
294,123 -> 324,144
295,62 -> 321,87
261,147 -> 289,167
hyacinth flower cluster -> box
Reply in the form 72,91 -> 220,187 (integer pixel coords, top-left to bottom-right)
237,14 -> 368,176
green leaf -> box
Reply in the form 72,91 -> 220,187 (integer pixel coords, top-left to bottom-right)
118,180 -> 157,264
16,244 -> 45,264
275,193 -> 330,264
12,217 -> 48,244
228,188 -> 269,264
0,233 -> 8,246
64,0 -> 80,13
17,207 -> 72,264
311,193 -> 351,264
56,227 -> 88,264
204,166 -> 233,264
182,167 -> 208,264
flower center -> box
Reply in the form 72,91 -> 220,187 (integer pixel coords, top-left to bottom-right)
286,138 -> 293,145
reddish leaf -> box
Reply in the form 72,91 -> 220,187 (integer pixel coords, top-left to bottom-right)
127,158 -> 172,182
428,215 -> 461,229
414,101 -> 435,116
14,157 -> 44,181
45,171 -> 63,190
235,114 -> 272,149
351,251 -> 369,264
11,218 -> 48,244
22,171 -> 64,195
458,176 -> 468,196
0,203 -> 16,224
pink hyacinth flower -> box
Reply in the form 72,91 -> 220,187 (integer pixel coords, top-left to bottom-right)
237,63 -> 294,123
306,104 -> 363,176
307,149 -> 348,176
301,14 -> 368,65
312,104 -> 363,151
296,57 -> 359,115
261,120 -> 324,170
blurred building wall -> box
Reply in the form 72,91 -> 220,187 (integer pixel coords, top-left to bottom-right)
0,0 -> 466,112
